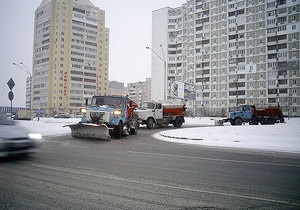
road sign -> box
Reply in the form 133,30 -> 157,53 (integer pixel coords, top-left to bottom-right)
8,91 -> 14,101
7,78 -> 15,90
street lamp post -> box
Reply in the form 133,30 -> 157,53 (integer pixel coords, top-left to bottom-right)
146,45 -> 167,100
12,62 -> 32,119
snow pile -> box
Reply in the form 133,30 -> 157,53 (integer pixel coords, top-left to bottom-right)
16,117 -> 300,154
154,118 -> 300,154
17,117 -> 80,137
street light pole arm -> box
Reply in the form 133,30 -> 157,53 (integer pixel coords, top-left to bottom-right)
146,47 -> 166,64
20,62 -> 32,77
12,62 -> 31,77
159,45 -> 166,64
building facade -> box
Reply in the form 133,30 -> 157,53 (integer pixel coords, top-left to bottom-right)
109,81 -> 125,96
151,0 -> 300,116
33,0 -> 109,115
25,76 -> 32,109
127,78 -> 151,105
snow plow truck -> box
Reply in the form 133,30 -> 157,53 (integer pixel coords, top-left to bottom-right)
135,100 -> 186,129
67,95 -> 139,140
219,104 -> 284,126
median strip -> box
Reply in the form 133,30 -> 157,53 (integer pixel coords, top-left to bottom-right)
159,132 -> 203,141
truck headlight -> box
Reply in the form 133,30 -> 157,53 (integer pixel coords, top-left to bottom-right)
113,110 -> 122,116
80,108 -> 87,114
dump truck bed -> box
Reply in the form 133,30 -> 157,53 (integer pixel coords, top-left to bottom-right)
159,100 -> 185,116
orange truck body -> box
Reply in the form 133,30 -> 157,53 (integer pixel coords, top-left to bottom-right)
254,107 -> 284,119
163,104 -> 186,116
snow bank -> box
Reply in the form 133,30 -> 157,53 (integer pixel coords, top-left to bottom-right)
153,118 -> 300,154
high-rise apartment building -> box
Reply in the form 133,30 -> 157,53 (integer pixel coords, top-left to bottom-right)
33,0 -> 109,115
109,81 -> 125,96
151,0 -> 300,116
127,78 -> 152,104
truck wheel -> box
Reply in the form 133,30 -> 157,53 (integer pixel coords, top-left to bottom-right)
130,123 -> 139,135
114,121 -> 123,138
147,118 -> 154,129
173,117 -> 183,128
233,117 -> 243,126
266,118 -> 275,125
129,128 -> 137,135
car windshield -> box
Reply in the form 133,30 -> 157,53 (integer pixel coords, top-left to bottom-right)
140,102 -> 155,109
0,114 -> 15,125
92,96 -> 124,108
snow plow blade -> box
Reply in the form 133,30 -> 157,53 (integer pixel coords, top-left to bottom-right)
66,123 -> 111,140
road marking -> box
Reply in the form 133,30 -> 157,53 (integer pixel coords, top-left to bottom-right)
31,163 -> 297,206
128,151 -> 300,168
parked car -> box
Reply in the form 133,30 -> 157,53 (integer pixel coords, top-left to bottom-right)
0,113 -> 42,157
54,112 -> 71,118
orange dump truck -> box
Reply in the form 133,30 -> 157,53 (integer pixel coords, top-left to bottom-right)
135,100 -> 186,129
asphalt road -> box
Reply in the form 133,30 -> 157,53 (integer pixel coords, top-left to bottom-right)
1,127 -> 300,209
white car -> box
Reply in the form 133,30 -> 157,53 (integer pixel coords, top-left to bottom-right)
0,113 -> 42,157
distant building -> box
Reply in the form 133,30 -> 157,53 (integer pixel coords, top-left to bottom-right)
32,0 -> 109,115
0,106 -> 27,114
127,78 -> 151,104
109,81 -> 125,96
25,76 -> 32,109
151,0 -> 300,116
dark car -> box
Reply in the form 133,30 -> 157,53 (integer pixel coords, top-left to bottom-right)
0,113 -> 42,157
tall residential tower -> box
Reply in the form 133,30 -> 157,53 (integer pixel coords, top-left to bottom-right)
151,0 -> 300,116
33,0 -> 109,115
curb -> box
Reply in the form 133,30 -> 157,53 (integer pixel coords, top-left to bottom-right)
159,132 -> 203,141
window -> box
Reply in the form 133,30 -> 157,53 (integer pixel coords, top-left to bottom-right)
278,79 -> 287,85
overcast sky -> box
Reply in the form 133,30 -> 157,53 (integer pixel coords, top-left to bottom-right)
0,0 -> 184,107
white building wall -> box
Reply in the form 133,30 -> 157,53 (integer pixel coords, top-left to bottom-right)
151,8 -> 169,101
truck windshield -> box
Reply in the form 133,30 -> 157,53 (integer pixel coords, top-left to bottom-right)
92,97 -> 124,108
237,106 -> 250,111
140,102 -> 155,109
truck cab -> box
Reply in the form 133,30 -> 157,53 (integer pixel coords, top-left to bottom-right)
135,100 -> 185,129
141,102 -> 163,120
80,95 -> 138,138
82,95 -> 127,126
135,101 -> 163,129
229,105 -> 252,122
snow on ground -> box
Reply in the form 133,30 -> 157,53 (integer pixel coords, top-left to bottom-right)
16,117 -> 300,154
154,118 -> 300,154
17,117 -> 80,137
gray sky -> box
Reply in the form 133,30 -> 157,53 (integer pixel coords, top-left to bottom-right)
0,0 -> 184,107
